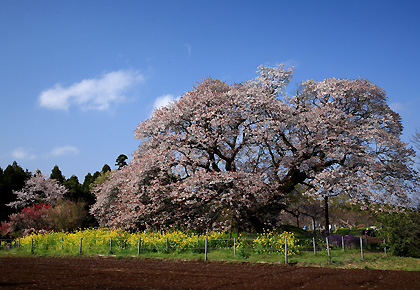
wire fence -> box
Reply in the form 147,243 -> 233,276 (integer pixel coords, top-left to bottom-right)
0,234 -> 386,264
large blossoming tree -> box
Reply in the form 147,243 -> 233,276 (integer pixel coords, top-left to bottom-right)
91,65 -> 418,232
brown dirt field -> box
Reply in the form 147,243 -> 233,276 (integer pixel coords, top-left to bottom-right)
0,256 -> 419,290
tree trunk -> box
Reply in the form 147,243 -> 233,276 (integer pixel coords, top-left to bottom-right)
249,215 -> 264,233
312,218 -> 316,235
229,216 -> 234,240
324,196 -> 329,235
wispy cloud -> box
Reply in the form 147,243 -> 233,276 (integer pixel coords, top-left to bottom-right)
38,69 -> 144,111
9,145 -> 79,161
153,94 -> 179,111
184,43 -> 192,57
11,147 -> 36,160
390,102 -> 408,113
49,146 -> 79,157
389,100 -> 420,115
280,59 -> 300,69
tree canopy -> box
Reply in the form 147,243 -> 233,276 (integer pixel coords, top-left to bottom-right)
91,65 -> 419,231
116,154 -> 128,169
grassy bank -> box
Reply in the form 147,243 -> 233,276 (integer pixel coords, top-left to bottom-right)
1,228 -> 419,271
2,246 -> 419,271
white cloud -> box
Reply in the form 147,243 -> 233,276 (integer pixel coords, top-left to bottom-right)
38,69 -> 144,111
49,146 -> 79,157
11,147 -> 36,160
153,94 -> 179,110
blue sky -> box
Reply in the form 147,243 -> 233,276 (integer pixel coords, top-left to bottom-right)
1,0 -> 419,180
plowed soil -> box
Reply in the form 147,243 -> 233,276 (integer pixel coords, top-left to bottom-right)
1,256 -> 419,289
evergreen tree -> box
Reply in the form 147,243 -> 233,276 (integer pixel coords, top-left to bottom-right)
64,174 -> 96,206
82,173 -> 96,205
92,171 -> 101,183
50,165 -> 65,184
0,162 -> 31,221
115,154 -> 128,169
101,164 -> 111,173
64,175 -> 85,202
83,173 -> 94,191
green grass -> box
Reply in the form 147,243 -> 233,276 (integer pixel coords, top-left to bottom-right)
1,245 -> 419,271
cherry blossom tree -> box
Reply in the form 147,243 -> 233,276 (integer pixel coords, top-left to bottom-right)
7,170 -> 68,209
91,65 -> 418,232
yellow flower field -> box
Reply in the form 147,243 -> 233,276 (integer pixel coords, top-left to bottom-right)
19,228 -> 300,256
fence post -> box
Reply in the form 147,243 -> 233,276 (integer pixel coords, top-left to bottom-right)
383,239 -> 386,255
313,237 -> 316,255
17,238 -> 20,250
79,238 -> 83,255
360,236 -> 364,260
365,236 -> 368,250
342,236 -> 345,251
61,237 -> 64,251
284,236 -> 288,264
326,237 -> 331,263
233,238 -> 236,256
31,238 -> 34,254
204,237 -> 208,261
137,237 -> 141,256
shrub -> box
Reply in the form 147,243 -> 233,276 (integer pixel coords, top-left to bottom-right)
333,228 -> 350,235
377,211 -> 420,258
8,203 -> 52,232
48,200 -> 88,231
0,221 -> 12,235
